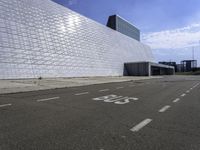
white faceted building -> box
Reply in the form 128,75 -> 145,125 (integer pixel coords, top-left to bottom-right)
0,0 -> 154,79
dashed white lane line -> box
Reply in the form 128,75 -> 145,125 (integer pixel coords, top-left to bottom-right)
0,103 -> 12,108
130,119 -> 152,132
173,98 -> 180,103
37,97 -> 60,102
186,90 -> 190,93
75,92 -> 89,96
99,89 -> 109,92
181,93 -> 186,97
193,84 -> 199,88
159,105 -> 171,113
116,87 -> 124,89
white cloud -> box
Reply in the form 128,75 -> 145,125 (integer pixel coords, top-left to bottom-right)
142,23 -> 200,49
68,0 -> 77,6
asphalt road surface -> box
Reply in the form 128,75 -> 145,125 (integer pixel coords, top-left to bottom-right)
0,75 -> 200,150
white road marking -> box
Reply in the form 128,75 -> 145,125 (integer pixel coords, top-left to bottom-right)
131,97 -> 139,101
75,92 -> 89,96
173,98 -> 180,103
186,90 -> 190,93
130,119 -> 152,132
93,94 -> 139,105
104,96 -> 128,104
114,97 -> 139,104
181,93 -> 186,97
159,105 -> 171,113
99,89 -> 109,92
37,97 -> 60,102
93,95 -> 119,101
116,87 -> 124,89
190,88 -> 193,90
193,84 -> 198,88
104,96 -> 124,102
0,103 -> 12,108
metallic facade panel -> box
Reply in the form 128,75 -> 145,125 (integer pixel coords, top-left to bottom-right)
0,0 -> 154,79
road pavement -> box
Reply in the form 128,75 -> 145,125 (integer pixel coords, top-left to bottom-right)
0,75 -> 200,150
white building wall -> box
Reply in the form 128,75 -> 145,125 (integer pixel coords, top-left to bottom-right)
0,0 -> 154,79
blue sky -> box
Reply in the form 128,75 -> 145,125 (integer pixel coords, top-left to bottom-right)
53,0 -> 200,65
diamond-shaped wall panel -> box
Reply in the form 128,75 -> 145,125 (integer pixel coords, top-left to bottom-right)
0,0 -> 154,79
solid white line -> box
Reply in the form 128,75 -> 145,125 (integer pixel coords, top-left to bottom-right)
190,88 -> 193,90
0,103 -> 12,108
173,98 -> 180,103
37,97 -> 60,102
181,93 -> 186,97
130,119 -> 152,132
159,105 -> 171,113
116,87 -> 124,89
186,90 -> 190,93
99,89 -> 109,92
75,92 -> 89,96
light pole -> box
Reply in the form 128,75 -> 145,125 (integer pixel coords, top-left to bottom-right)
192,46 -> 194,60
199,40 -> 200,67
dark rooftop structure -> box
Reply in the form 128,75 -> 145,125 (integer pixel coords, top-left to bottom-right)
107,15 -> 140,41
159,61 -> 177,72
124,62 -> 175,76
181,60 -> 197,72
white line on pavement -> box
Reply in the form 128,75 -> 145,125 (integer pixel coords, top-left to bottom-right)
75,92 -> 89,96
99,89 -> 109,92
130,119 -> 152,132
181,93 -> 186,97
116,87 -> 124,89
193,84 -> 198,88
102,96 -> 123,102
159,105 -> 171,113
186,90 -> 190,93
37,97 -> 60,102
173,98 -> 180,103
0,103 -> 12,108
